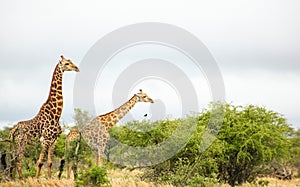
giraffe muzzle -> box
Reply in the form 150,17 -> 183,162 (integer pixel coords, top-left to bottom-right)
74,66 -> 80,72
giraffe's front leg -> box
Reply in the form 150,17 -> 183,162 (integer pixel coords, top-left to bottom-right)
96,152 -> 103,166
35,139 -> 50,178
47,139 -> 57,179
96,141 -> 106,166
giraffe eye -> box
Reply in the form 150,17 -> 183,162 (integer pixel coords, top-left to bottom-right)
65,63 -> 69,65
143,96 -> 147,98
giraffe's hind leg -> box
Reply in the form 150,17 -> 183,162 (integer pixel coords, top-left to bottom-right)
13,136 -> 27,180
15,150 -> 25,180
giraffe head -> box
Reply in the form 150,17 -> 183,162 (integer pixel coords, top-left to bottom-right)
135,89 -> 154,103
59,55 -> 80,72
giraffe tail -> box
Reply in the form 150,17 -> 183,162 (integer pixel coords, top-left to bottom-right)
8,123 -> 21,140
0,127 -> 14,142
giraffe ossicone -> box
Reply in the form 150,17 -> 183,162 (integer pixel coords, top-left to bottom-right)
8,55 -> 79,179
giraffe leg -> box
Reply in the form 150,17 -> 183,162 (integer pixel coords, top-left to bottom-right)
65,140 -> 71,179
47,140 -> 57,179
97,139 -> 107,166
95,154 -> 99,165
36,143 -> 50,178
14,145 -> 26,180
66,160 -> 71,179
97,154 -> 103,166
15,154 -> 24,180
13,136 -> 27,180
96,149 -> 103,166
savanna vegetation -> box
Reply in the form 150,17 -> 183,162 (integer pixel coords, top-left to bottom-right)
0,103 -> 299,187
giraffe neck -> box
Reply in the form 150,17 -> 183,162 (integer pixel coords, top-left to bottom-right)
49,64 -> 63,100
115,95 -> 138,121
101,95 -> 138,131
36,63 -> 64,119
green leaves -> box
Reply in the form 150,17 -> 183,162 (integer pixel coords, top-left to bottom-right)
208,104 -> 291,186
75,165 -> 109,187
121,103 -> 292,186
0,104 -> 295,186
73,108 -> 92,130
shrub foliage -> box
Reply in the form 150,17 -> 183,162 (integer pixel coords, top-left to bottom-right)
109,103 -> 292,186
0,103 -> 297,187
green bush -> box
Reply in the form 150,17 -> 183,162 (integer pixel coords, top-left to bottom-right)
75,165 -> 110,187
110,103 -> 292,187
257,179 -> 269,186
0,104 -> 296,186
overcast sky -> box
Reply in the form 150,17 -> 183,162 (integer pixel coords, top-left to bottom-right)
0,0 -> 299,129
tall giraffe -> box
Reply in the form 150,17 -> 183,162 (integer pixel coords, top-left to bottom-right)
66,89 -> 154,173
8,55 -> 79,179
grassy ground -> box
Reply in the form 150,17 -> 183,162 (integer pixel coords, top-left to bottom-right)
217,178 -> 300,187
0,178 -> 74,187
0,169 -> 299,187
109,169 -> 300,187
108,169 -> 172,187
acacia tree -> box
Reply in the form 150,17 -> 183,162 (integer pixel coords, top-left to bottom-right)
138,103 -> 292,186
290,128 -> 300,177
0,127 -> 11,179
215,104 -> 291,186
73,108 -> 92,130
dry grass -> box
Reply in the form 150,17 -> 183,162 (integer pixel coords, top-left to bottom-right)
107,169 -> 300,187
216,177 -> 300,187
0,178 -> 74,187
0,169 -> 172,187
0,171 -> 299,187
108,168 -> 172,187
255,177 -> 300,187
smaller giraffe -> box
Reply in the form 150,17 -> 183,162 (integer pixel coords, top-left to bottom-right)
66,89 -> 154,170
